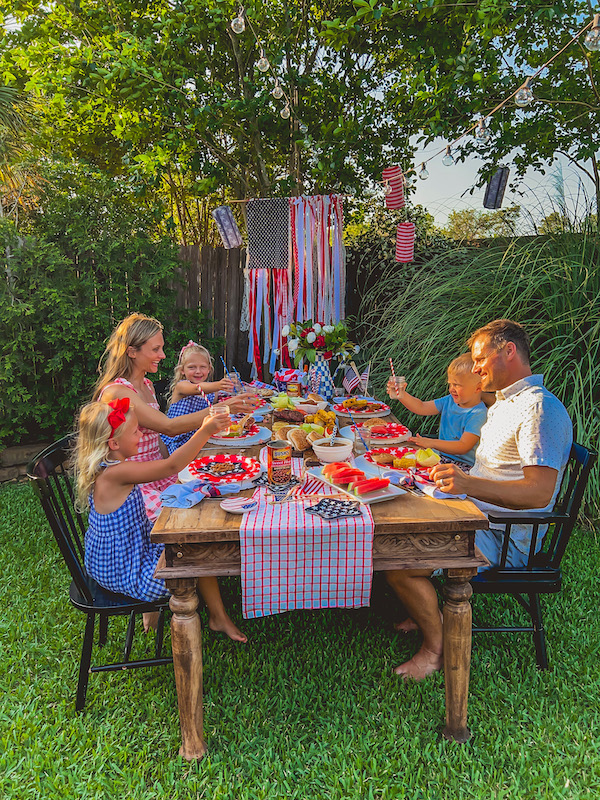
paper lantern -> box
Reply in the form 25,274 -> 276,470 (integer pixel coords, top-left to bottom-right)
211,205 -> 243,249
382,165 -> 405,209
396,222 -> 415,262
483,166 -> 510,210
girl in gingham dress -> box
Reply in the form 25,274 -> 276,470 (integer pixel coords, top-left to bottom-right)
161,341 -> 234,455
75,397 -> 247,641
92,313 -> 258,522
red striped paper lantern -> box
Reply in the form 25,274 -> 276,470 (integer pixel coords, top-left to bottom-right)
382,165 -> 405,209
396,222 -> 415,262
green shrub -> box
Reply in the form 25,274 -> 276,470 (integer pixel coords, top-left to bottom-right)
358,232 -> 600,521
0,165 -> 221,448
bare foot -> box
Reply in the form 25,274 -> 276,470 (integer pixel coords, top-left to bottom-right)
209,613 -> 248,643
142,611 -> 159,634
393,609 -> 442,634
393,617 -> 419,633
393,646 -> 443,681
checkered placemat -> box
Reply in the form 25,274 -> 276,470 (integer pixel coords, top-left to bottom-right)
239,457 -> 374,619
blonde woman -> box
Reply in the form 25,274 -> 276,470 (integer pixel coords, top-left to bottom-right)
74,398 -> 247,640
93,313 -> 257,521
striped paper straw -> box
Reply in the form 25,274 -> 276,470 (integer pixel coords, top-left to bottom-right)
347,411 -> 369,452
199,386 -> 212,407
329,423 -> 338,447
220,356 -> 237,394
389,358 -> 396,379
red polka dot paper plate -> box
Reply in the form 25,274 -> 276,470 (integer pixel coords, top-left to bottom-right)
186,454 -> 262,484
333,400 -> 391,418
352,422 -> 411,443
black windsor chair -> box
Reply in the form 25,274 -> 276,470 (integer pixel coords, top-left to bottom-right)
470,442 -> 597,669
27,435 -> 172,712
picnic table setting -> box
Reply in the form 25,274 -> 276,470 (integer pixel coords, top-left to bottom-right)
151,347 -> 490,759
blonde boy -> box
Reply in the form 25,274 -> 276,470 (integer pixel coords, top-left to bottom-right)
386,353 -> 487,466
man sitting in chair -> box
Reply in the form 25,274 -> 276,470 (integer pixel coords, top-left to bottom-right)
386,318 -> 573,680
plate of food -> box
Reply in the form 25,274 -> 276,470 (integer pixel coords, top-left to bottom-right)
209,420 -> 260,441
341,421 -> 411,444
208,426 -> 271,447
357,446 -> 440,472
305,465 -> 406,504
332,397 -> 391,418
179,454 -> 263,485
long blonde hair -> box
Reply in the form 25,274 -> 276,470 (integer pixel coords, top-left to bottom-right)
74,402 -> 129,510
166,342 -> 214,405
93,313 -> 164,400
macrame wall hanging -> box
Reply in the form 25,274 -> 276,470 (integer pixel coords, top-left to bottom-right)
241,194 -> 345,380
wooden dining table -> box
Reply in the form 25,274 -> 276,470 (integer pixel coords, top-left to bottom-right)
151,425 -> 489,760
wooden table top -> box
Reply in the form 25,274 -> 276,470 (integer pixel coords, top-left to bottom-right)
151,424 -> 488,545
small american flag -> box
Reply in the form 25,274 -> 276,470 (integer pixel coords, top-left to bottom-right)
342,366 -> 361,394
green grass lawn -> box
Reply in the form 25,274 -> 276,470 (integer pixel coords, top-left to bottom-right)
1,481 -> 599,800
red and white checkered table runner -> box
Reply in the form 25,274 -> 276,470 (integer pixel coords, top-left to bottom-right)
239,455 -> 374,619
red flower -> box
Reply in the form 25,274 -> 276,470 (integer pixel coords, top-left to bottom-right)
314,335 -> 326,348
300,328 -> 312,338
323,350 -> 333,360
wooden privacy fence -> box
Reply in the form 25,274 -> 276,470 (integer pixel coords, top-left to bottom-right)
176,245 -> 361,381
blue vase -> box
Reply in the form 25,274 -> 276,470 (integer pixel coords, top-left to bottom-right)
308,352 -> 335,400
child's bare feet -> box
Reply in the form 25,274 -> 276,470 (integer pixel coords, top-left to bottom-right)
142,611 -> 159,633
209,613 -> 247,643
393,646 -> 443,681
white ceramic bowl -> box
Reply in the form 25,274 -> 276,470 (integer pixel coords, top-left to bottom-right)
311,437 -> 354,463
294,399 -> 329,413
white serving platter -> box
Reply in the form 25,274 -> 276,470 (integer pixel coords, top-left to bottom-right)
305,467 -> 406,505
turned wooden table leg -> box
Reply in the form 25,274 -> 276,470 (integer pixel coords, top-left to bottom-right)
442,566 -> 478,743
167,577 -> 207,760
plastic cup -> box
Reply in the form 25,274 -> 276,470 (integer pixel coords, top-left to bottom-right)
391,376 -> 407,399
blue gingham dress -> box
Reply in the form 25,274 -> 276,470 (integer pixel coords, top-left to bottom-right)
85,473 -> 167,602
161,391 -> 215,454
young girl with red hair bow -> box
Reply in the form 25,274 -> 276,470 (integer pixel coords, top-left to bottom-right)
74,397 -> 247,641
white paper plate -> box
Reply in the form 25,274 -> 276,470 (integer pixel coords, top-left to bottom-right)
208,426 -> 271,447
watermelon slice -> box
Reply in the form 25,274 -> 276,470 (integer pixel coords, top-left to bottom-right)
330,469 -> 366,486
351,477 -> 391,496
321,462 -> 353,478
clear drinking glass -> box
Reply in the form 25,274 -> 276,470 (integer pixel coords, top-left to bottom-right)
390,376 -> 407,399
353,425 -> 371,457
209,404 -> 230,435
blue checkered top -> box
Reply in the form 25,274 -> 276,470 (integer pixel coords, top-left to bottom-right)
161,392 -> 215,454
84,480 -> 167,602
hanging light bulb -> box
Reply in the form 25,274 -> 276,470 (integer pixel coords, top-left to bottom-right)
418,162 -> 429,180
383,180 -> 392,196
404,172 -> 415,188
475,118 -> 491,145
272,80 -> 284,99
230,8 -> 245,34
514,78 -> 534,107
442,145 -> 454,166
280,102 -> 290,119
299,122 -> 308,134
257,49 -> 270,72
584,14 -> 600,51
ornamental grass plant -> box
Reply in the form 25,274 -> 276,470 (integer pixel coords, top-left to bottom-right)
358,231 -> 600,520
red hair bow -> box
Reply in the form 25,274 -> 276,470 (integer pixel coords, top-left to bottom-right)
107,397 -> 130,438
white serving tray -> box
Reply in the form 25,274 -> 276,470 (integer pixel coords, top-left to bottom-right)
305,467 -> 406,505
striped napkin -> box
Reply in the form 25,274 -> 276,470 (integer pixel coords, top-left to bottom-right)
239,454 -> 374,619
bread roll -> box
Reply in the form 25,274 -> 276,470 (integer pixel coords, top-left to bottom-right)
363,417 -> 388,428
307,393 -> 324,403
275,425 -> 295,441
372,452 -> 394,464
306,430 -> 322,444
287,428 -> 310,451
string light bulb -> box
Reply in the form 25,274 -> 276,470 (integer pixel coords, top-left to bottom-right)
257,49 -> 270,72
383,180 -> 392,196
584,14 -> 600,51
475,118 -> 491,145
299,122 -> 308,134
418,163 -> 429,180
442,145 -> 454,166
280,102 -> 291,119
272,80 -> 284,99
514,78 -> 534,107
230,8 -> 245,34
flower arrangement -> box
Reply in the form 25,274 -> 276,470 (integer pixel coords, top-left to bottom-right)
282,320 -> 359,367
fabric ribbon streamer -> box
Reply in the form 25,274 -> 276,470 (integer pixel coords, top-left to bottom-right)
382,166 -> 405,210
396,222 -> 416,263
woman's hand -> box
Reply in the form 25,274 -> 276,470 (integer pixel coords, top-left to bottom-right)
227,393 -> 260,414
201,410 -> 231,436
429,462 -> 469,494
